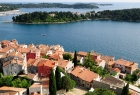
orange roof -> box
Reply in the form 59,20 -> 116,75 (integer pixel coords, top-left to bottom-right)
78,51 -> 88,56
38,59 -> 55,68
38,60 -> 48,67
129,90 -> 136,95
27,73 -> 36,80
0,47 -> 11,53
9,44 -> 19,50
57,59 -> 69,69
3,60 -> 11,67
95,59 -> 102,65
101,55 -> 114,62
8,52 -> 23,59
33,59 -> 40,66
115,59 -> 138,68
110,68 -> 121,73
17,47 -> 30,53
42,80 -> 49,88
0,86 -> 26,92
0,91 -> 18,95
36,44 -> 50,53
1,40 -> 10,45
49,54 -> 60,60
71,66 -> 99,82
27,58 -> 36,66
108,61 -> 115,66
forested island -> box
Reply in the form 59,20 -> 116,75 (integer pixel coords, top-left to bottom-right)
0,3 -> 99,12
97,8 -> 140,21
12,11 -> 95,23
12,8 -> 140,23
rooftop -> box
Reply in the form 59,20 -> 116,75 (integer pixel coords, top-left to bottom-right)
0,86 -> 26,92
78,51 -> 88,56
58,59 -> 69,69
71,66 -> 99,82
102,76 -> 124,87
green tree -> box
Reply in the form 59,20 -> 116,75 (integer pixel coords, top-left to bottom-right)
63,53 -> 72,61
121,82 -> 129,95
55,66 -> 62,90
132,72 -> 138,82
84,53 -> 95,68
73,51 -> 77,67
85,88 -> 116,95
49,68 -> 56,95
61,76 -> 71,92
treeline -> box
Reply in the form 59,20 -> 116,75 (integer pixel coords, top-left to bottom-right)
12,11 -> 95,23
0,6 -> 17,12
97,8 -> 140,21
0,3 -> 99,12
0,73 -> 32,88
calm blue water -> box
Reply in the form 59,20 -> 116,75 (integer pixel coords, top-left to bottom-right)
1,2 -> 140,66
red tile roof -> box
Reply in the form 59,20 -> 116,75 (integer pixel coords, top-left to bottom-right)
108,61 -> 115,66
57,59 -> 69,69
71,66 -> 99,82
0,47 -> 11,53
110,68 -> 121,73
115,59 -> 138,69
38,59 -> 55,68
49,54 -> 60,60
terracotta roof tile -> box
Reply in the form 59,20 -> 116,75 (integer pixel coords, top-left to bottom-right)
0,47 -> 11,53
49,54 -> 60,60
0,91 -> 18,95
17,47 -> 30,53
42,80 -> 49,88
27,59 -> 36,66
115,59 -> 138,69
101,55 -> 114,63
108,61 -> 115,66
1,40 -> 10,45
57,59 -> 69,69
0,86 -> 26,92
38,59 -> 55,68
71,66 -> 99,82
95,59 -> 102,65
110,68 -> 121,73
78,51 -> 88,56
27,73 -> 36,80
129,90 -> 137,95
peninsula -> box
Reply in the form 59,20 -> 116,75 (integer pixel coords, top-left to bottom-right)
12,8 -> 140,24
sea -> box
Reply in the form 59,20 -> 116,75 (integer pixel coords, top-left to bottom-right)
0,2 -> 140,66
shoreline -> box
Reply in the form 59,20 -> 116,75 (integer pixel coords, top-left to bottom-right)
11,18 -> 140,24
0,10 -> 26,16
